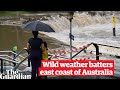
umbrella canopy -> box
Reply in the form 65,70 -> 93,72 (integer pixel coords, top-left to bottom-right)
21,20 -> 55,32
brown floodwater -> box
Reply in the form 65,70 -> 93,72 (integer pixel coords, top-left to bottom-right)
0,25 -> 33,51
0,25 -> 63,52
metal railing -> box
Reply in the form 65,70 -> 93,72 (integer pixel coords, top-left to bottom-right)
0,50 -> 25,59
72,42 -> 120,60
71,42 -> 120,78
0,48 -> 30,73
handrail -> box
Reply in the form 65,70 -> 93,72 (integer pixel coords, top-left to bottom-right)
0,50 -> 25,59
93,43 -> 120,49
0,48 -> 30,73
0,55 -> 18,61
0,56 -> 28,66
0,56 -> 28,73
72,42 -> 120,60
0,57 -> 20,64
0,48 -> 28,63
13,55 -> 29,71
72,43 -> 93,59
12,48 -> 27,61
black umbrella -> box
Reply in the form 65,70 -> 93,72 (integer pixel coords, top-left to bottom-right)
21,20 -> 55,32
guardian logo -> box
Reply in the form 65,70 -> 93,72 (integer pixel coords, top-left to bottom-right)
0,69 -> 31,79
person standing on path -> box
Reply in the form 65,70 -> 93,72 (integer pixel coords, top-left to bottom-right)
26,31 -> 44,79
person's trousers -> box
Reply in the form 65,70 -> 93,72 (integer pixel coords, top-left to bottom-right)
31,60 -> 41,79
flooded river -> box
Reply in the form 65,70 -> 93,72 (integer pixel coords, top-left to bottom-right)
0,25 -> 33,51
0,25 -> 64,52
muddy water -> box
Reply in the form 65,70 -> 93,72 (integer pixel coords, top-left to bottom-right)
0,25 -> 31,51
0,25 -> 63,52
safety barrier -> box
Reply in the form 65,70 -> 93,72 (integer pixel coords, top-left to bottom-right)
0,48 -> 29,73
48,42 -> 120,60
48,43 -> 120,79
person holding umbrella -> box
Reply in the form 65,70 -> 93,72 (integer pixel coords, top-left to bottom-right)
21,20 -> 55,79
26,31 -> 44,79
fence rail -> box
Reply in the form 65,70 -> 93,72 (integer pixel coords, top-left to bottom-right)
0,48 -> 29,73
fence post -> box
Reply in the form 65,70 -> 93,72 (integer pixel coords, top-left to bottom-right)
0,59 -> 3,73
112,14 -> 116,36
13,51 -> 16,66
113,27 -> 116,36
28,55 -> 30,67
26,49 -> 30,67
93,43 -> 99,60
92,43 -> 100,79
12,46 -> 17,66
